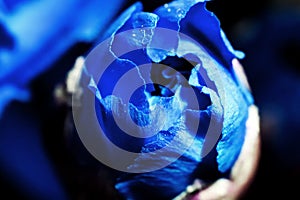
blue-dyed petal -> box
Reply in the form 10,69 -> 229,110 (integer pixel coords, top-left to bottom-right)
155,0 -> 205,23
99,2 -> 143,41
179,1 -> 243,68
220,30 -> 245,59
116,118 -> 204,199
93,9 -> 160,103
201,59 -> 249,173
147,0 -> 204,62
81,0 -> 254,199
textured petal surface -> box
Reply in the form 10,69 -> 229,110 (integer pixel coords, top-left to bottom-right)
81,0 -> 254,199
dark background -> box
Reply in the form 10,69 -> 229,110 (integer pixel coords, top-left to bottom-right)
207,0 -> 300,199
0,0 -> 300,199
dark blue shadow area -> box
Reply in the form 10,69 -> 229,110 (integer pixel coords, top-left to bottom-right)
0,101 -> 68,200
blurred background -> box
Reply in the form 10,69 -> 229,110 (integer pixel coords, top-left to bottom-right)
0,0 -> 299,199
207,0 -> 300,199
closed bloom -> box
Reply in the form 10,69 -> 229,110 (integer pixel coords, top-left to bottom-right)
73,0 -> 255,199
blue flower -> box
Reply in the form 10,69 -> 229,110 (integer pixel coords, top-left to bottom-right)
80,0 -> 254,199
